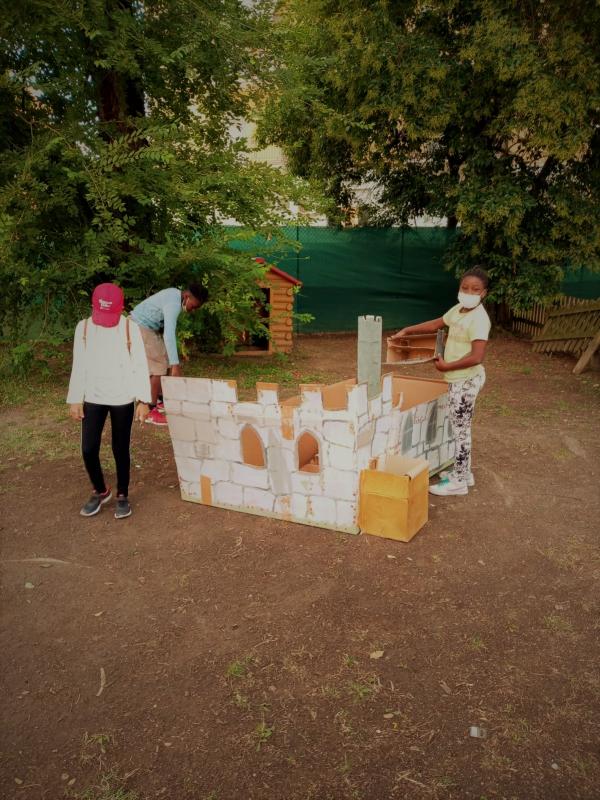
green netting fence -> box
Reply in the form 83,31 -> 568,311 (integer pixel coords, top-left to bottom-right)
230,226 -> 600,333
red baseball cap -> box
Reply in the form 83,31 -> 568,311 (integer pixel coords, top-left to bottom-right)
91,283 -> 124,327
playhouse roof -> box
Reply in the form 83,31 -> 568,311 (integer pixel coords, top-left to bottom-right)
267,265 -> 302,286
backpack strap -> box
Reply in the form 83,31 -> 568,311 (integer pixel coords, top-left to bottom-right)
83,316 -> 130,353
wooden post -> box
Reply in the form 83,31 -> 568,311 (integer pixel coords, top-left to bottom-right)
573,330 -> 600,375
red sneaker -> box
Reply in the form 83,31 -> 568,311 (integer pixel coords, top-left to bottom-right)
156,401 -> 165,414
145,407 -> 168,426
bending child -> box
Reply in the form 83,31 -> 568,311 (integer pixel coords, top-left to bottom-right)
67,284 -> 152,518
130,284 -> 208,426
390,267 -> 491,496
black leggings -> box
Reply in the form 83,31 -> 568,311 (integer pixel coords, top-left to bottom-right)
81,402 -> 135,497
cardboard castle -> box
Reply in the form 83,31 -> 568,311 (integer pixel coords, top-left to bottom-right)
162,317 -> 456,535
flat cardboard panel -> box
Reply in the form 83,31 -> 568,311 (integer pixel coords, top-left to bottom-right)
360,469 -> 411,500
379,454 -> 429,480
392,376 -> 448,410
321,379 -> 356,410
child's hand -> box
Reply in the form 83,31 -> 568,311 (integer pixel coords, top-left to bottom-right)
135,403 -> 150,424
69,403 -> 84,420
389,329 -> 409,341
434,356 -> 448,372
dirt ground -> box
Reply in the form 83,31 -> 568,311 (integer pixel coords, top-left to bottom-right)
1,332 -> 599,800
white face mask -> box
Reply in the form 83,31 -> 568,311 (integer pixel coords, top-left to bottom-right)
458,291 -> 481,309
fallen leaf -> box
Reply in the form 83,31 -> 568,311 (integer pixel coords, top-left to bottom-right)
96,667 -> 106,697
93,611 -> 104,617
440,680 -> 452,695
24,582 -> 35,590
370,650 -> 384,660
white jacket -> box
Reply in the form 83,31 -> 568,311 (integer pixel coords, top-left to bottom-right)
66,316 -> 152,406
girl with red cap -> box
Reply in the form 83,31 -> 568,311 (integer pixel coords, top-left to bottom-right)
67,283 -> 152,518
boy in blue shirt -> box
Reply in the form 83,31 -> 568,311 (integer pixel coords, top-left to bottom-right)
130,284 -> 207,426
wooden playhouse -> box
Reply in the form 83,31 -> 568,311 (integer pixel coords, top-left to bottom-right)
236,262 -> 302,356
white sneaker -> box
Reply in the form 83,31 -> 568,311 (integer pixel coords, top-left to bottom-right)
429,477 -> 468,496
440,469 -> 475,487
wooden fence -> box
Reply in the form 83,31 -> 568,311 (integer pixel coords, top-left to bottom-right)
503,296 -> 599,339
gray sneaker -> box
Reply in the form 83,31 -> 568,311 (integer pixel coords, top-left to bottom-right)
114,496 -> 132,519
80,488 -> 112,517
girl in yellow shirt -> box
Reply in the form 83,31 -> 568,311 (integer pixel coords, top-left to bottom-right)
390,267 -> 491,496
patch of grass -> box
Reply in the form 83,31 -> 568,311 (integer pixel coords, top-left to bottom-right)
342,654 -> 357,668
509,364 -> 533,375
555,399 -> 573,412
185,352 -> 331,399
553,447 -> 572,460
539,537 -> 600,573
337,753 -> 352,775
505,717 -> 531,744
70,771 -> 139,800
347,676 -> 380,703
543,614 -> 574,634
226,655 -> 255,680
481,752 -> 513,772
2,418 -> 78,465
253,720 -> 274,751
83,733 -> 112,753
470,635 -> 487,652
333,710 -> 354,735
0,343 -> 71,408
434,776 -> 457,789
231,689 -> 250,710
80,732 -> 113,768
571,754 -> 599,778
320,684 -> 342,700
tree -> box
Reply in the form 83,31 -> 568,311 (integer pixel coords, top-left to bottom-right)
0,0 -> 311,347
259,0 -> 600,307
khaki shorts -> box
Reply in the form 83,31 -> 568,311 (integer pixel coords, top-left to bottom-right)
138,324 -> 168,376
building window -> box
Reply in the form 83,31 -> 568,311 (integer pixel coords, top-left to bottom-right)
297,431 -> 320,473
401,412 -> 414,453
241,425 -> 266,468
426,401 -> 438,444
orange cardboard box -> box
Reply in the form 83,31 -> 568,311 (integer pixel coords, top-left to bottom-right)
358,455 -> 429,542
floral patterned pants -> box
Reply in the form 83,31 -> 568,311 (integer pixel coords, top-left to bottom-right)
447,371 -> 486,484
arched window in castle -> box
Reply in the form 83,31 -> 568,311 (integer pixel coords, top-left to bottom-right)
241,425 -> 266,468
426,401 -> 438,444
297,431 -> 320,473
446,418 -> 453,441
401,412 -> 414,454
